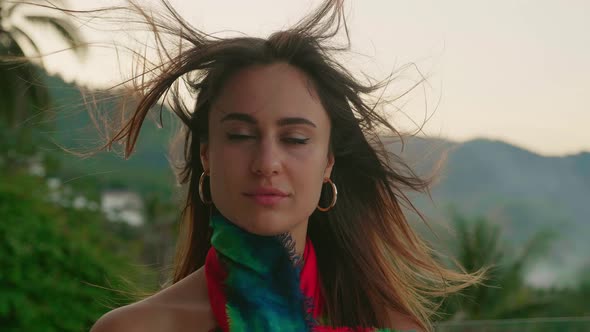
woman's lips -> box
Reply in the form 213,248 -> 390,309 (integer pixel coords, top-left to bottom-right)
243,187 -> 289,206
246,194 -> 287,206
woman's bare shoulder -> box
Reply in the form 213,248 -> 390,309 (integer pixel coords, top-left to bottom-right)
90,267 -> 216,332
89,301 -> 166,332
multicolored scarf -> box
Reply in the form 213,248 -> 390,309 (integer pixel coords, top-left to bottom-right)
204,213 -> 407,331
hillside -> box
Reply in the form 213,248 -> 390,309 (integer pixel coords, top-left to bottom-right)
42,73 -> 178,196
392,137 -> 590,284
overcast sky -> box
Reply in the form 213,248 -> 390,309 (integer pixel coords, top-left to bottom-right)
33,0 -> 590,156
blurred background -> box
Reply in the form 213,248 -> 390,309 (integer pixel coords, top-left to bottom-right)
1,0 -> 588,331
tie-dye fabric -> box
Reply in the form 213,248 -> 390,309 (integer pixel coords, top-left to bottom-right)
205,213 -> 411,332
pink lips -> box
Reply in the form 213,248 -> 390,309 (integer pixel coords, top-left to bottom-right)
243,187 -> 289,206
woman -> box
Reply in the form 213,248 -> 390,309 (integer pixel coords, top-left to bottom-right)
89,0 -> 481,331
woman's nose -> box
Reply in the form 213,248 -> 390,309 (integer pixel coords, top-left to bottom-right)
250,138 -> 281,177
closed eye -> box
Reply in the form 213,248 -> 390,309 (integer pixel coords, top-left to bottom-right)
227,134 -> 255,141
283,137 -> 309,145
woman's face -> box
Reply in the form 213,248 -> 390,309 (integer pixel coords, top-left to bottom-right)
200,62 -> 334,238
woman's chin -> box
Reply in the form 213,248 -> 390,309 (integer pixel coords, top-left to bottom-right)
235,218 -> 293,237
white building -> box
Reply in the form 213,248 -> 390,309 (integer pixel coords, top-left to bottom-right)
101,190 -> 144,226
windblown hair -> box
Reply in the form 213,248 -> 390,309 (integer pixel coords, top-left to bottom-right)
66,0 -> 481,330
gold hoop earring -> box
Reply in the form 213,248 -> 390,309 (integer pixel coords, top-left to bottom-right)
199,170 -> 212,204
317,178 -> 337,212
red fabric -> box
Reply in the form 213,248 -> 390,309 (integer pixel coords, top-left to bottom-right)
299,236 -> 324,319
205,248 -> 229,332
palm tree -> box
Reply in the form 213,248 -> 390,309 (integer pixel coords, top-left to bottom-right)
0,0 -> 85,164
440,210 -> 556,320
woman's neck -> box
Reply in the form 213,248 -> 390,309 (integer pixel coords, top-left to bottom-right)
288,220 -> 309,258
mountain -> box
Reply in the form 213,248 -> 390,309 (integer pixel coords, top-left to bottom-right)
389,137 -> 590,285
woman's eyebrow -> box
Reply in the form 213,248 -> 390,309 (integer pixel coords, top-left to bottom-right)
220,113 -> 316,128
277,117 -> 316,128
220,113 -> 257,125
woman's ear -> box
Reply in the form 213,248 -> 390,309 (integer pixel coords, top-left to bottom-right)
323,153 -> 335,179
200,143 -> 210,171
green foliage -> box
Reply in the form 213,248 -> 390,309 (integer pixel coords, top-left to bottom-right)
0,171 -> 150,332
440,210 -> 557,320
436,317 -> 590,332
438,210 -> 590,323
0,11 -> 173,324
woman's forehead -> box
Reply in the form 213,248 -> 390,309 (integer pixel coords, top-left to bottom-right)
210,63 -> 326,123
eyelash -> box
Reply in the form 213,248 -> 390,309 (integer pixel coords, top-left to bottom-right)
226,134 -> 309,145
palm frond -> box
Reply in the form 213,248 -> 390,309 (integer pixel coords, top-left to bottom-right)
24,14 -> 87,58
443,212 -> 559,320
0,32 -> 25,56
516,229 -> 556,267
3,0 -> 22,20
1,33 -> 50,127
8,25 -> 43,59
0,61 -> 50,126
4,0 -> 66,21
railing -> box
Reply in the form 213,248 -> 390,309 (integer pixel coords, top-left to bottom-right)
435,317 -> 590,332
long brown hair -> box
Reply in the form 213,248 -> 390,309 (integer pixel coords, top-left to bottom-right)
72,0 -> 481,330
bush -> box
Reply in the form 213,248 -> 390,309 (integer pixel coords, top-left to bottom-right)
0,171 -> 149,332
